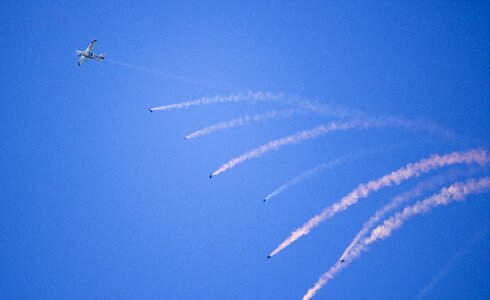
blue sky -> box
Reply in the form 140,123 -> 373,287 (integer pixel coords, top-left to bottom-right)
1,1 -> 489,299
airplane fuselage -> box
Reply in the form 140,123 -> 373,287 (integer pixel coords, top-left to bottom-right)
76,50 -> 104,60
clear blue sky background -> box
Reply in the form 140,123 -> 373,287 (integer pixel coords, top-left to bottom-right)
1,1 -> 489,299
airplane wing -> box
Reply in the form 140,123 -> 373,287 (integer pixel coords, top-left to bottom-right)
85,39 -> 97,52
78,56 -> 87,66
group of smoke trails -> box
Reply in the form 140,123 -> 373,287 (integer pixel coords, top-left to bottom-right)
268,149 -> 489,257
340,167 -> 480,261
148,92 -> 487,299
210,118 -> 454,178
149,92 -> 453,144
302,176 -> 490,300
154,92 -> 353,140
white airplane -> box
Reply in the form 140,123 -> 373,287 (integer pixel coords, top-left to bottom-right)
76,39 -> 105,66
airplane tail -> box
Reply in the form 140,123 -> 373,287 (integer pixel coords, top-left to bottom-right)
98,53 -> 105,62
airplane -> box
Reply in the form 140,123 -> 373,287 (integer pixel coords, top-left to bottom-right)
267,255 -> 271,258
263,199 -> 266,202
149,108 -> 153,112
76,39 -> 105,66
209,174 -> 213,178
340,259 -> 345,263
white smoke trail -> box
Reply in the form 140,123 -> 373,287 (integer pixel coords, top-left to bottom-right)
149,91 -> 284,112
269,149 -> 489,257
303,177 -> 490,300
264,159 -> 345,202
302,261 -> 347,300
264,146 -> 404,202
210,117 -> 457,178
210,118 -> 413,178
340,168 -> 479,261
414,230 -> 487,300
185,108 -> 300,140
185,98 -> 360,140
364,178 -> 490,244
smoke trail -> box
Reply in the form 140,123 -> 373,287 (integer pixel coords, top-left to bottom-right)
185,108 -> 300,140
414,230 -> 487,300
149,91 -> 283,112
302,261 -> 347,300
264,159 -> 344,202
340,168 -> 479,261
185,98 -> 361,140
364,177 -> 490,244
210,118 -> 411,178
210,117 -> 456,178
269,149 -> 489,257
264,146 -> 404,202
303,177 -> 490,300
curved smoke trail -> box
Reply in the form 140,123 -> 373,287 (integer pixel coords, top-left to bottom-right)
269,149 -> 489,257
210,118 -> 414,178
303,177 -> 490,300
340,168 -> 479,261
264,159 -> 345,202
185,99 -> 359,140
149,91 -> 283,112
185,108 -> 300,140
264,146 -> 402,202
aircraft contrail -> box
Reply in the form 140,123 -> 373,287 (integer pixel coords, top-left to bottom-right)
106,58 -> 182,78
268,149 -> 489,257
302,177 -> 490,300
184,108 -> 300,140
210,118 -> 419,178
105,58 -> 219,88
340,168 -> 480,261
149,91 -> 284,112
414,230 -> 487,300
